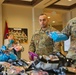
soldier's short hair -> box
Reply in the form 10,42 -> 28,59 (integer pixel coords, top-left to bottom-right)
39,13 -> 47,17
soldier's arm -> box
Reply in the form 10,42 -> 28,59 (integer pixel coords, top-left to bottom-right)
28,35 -> 36,60
50,27 -> 61,52
53,42 -> 61,53
28,36 -> 35,53
61,23 -> 71,37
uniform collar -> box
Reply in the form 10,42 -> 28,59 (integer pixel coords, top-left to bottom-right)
39,25 -> 51,34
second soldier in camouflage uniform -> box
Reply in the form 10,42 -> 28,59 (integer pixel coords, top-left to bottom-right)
29,14 -> 60,56
62,17 -> 76,60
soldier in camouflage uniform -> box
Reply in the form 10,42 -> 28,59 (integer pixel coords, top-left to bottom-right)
29,14 -> 60,57
62,17 -> 76,60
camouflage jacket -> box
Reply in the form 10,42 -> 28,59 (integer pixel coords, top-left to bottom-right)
62,17 -> 76,59
29,26 -> 60,56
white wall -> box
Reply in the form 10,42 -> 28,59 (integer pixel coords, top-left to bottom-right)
71,8 -> 76,18
0,5 -> 3,47
0,0 -> 4,47
60,7 -> 76,28
32,8 -> 43,33
2,4 -> 33,61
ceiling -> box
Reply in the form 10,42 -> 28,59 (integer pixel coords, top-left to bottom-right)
1,0 -> 76,28
3,0 -> 76,10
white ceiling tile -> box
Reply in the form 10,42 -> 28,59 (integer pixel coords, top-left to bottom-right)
55,0 -> 76,6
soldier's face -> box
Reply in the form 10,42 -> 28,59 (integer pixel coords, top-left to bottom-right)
39,15 -> 48,28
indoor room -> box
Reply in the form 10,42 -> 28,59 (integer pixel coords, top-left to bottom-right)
0,0 -> 76,75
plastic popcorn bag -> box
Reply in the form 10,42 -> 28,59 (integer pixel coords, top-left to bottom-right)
49,31 -> 68,42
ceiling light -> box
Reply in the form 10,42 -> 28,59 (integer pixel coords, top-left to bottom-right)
68,0 -> 72,1
48,16 -> 50,18
52,21 -> 55,23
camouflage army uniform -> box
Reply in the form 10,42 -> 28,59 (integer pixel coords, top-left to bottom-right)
29,26 -> 60,56
62,17 -> 76,60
